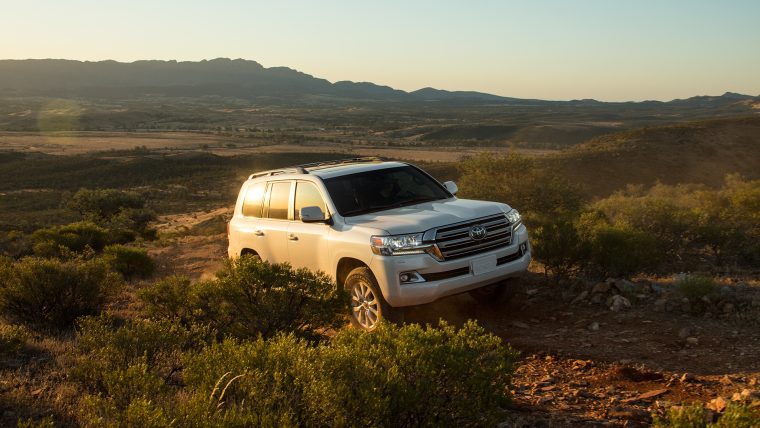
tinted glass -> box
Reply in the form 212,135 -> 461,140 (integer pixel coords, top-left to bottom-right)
323,166 -> 450,217
266,181 -> 291,220
241,182 -> 265,217
294,182 -> 326,220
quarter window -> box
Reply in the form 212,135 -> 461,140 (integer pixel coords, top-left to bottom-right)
241,182 -> 265,217
265,181 -> 291,220
294,182 -> 326,220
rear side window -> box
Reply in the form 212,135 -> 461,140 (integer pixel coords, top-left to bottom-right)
294,181 -> 326,220
265,181 -> 291,220
241,182 -> 265,217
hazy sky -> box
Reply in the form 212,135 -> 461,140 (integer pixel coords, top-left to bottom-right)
2,0 -> 759,101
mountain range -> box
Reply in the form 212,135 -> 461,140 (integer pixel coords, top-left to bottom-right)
1,58 -> 758,106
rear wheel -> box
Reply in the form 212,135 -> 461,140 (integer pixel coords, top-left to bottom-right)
469,279 -> 517,306
345,267 -> 401,331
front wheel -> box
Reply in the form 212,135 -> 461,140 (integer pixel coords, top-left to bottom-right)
345,267 -> 401,331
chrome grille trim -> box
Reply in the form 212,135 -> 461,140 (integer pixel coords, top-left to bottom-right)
433,214 -> 512,260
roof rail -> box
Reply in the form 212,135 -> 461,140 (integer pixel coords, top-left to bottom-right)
296,156 -> 385,170
247,157 -> 385,180
248,166 -> 306,180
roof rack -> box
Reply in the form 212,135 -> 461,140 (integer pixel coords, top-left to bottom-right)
247,157 -> 385,180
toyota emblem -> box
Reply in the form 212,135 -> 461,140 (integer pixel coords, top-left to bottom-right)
469,225 -> 487,240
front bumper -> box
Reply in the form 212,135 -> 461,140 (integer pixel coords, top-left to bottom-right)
370,225 -> 531,307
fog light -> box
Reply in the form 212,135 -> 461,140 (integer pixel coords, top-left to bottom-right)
399,271 -> 425,284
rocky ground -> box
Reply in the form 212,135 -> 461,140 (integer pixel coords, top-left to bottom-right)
149,211 -> 760,427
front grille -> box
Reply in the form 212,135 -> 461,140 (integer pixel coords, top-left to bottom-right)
434,214 -> 512,260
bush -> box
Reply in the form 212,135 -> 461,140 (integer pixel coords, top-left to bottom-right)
31,221 -> 111,257
78,320 -> 518,427
65,188 -> 146,221
0,230 -> 33,259
530,216 -> 589,280
0,323 -> 30,356
577,210 -> 661,277
0,257 -> 121,329
139,256 -> 347,340
103,245 -> 155,279
677,275 -> 717,300
458,152 -> 586,224
653,402 -> 759,427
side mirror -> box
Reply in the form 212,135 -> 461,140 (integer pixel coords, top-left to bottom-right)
300,206 -> 328,223
443,181 -> 458,195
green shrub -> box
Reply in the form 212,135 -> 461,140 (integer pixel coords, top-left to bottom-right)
65,188 -> 146,221
677,275 -> 716,300
0,230 -> 33,259
531,216 -> 589,280
653,403 -> 759,427
0,323 -> 30,356
79,320 -> 518,427
653,404 -> 709,427
458,152 -> 586,223
103,245 -> 155,279
31,221 -> 110,257
0,257 -> 121,329
139,256 -> 347,340
70,315 -> 213,393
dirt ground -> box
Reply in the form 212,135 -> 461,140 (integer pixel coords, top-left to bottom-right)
148,209 -> 760,427
0,131 -> 557,162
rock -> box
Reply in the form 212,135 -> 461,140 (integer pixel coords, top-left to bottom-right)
525,288 -> 539,296
678,327 -> 691,339
707,396 -> 727,413
608,406 -> 651,422
588,321 -> 600,331
723,303 -> 735,314
654,298 -> 669,312
511,321 -> 530,329
680,373 -> 696,383
637,388 -> 669,400
593,282 -> 611,294
608,295 -> 631,312
612,279 -> 637,294
572,290 -> 589,304
751,297 -> 760,308
685,337 -> 699,346
591,293 -> 604,304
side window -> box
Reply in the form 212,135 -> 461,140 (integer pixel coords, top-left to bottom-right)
265,181 -> 291,220
294,181 -> 326,220
241,182 -> 265,217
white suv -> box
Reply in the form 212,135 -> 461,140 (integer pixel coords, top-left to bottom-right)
228,158 -> 531,330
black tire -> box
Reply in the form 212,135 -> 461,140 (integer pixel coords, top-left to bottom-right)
345,267 -> 402,330
469,279 -> 517,306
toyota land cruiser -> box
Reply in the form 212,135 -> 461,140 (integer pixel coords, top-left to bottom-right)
228,158 -> 531,330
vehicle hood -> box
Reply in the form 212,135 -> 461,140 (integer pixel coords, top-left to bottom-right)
342,198 -> 510,235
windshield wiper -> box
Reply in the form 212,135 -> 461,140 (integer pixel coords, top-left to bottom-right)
340,197 -> 442,217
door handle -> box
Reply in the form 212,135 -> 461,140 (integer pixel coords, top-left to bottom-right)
288,234 -> 299,241
254,230 -> 264,236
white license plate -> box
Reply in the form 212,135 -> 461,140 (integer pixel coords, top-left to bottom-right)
470,254 -> 497,275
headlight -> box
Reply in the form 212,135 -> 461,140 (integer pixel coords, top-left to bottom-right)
371,233 -> 434,256
505,209 -> 522,228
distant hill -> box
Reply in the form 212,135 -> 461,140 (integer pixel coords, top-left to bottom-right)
548,116 -> 760,195
0,58 -> 758,108
0,58 -> 510,102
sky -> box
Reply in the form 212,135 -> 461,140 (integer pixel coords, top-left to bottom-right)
1,0 -> 759,101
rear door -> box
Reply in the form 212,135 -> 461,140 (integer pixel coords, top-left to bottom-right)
256,180 -> 292,263
287,180 -> 331,273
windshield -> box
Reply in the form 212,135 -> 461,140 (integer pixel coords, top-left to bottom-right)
323,165 -> 451,217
